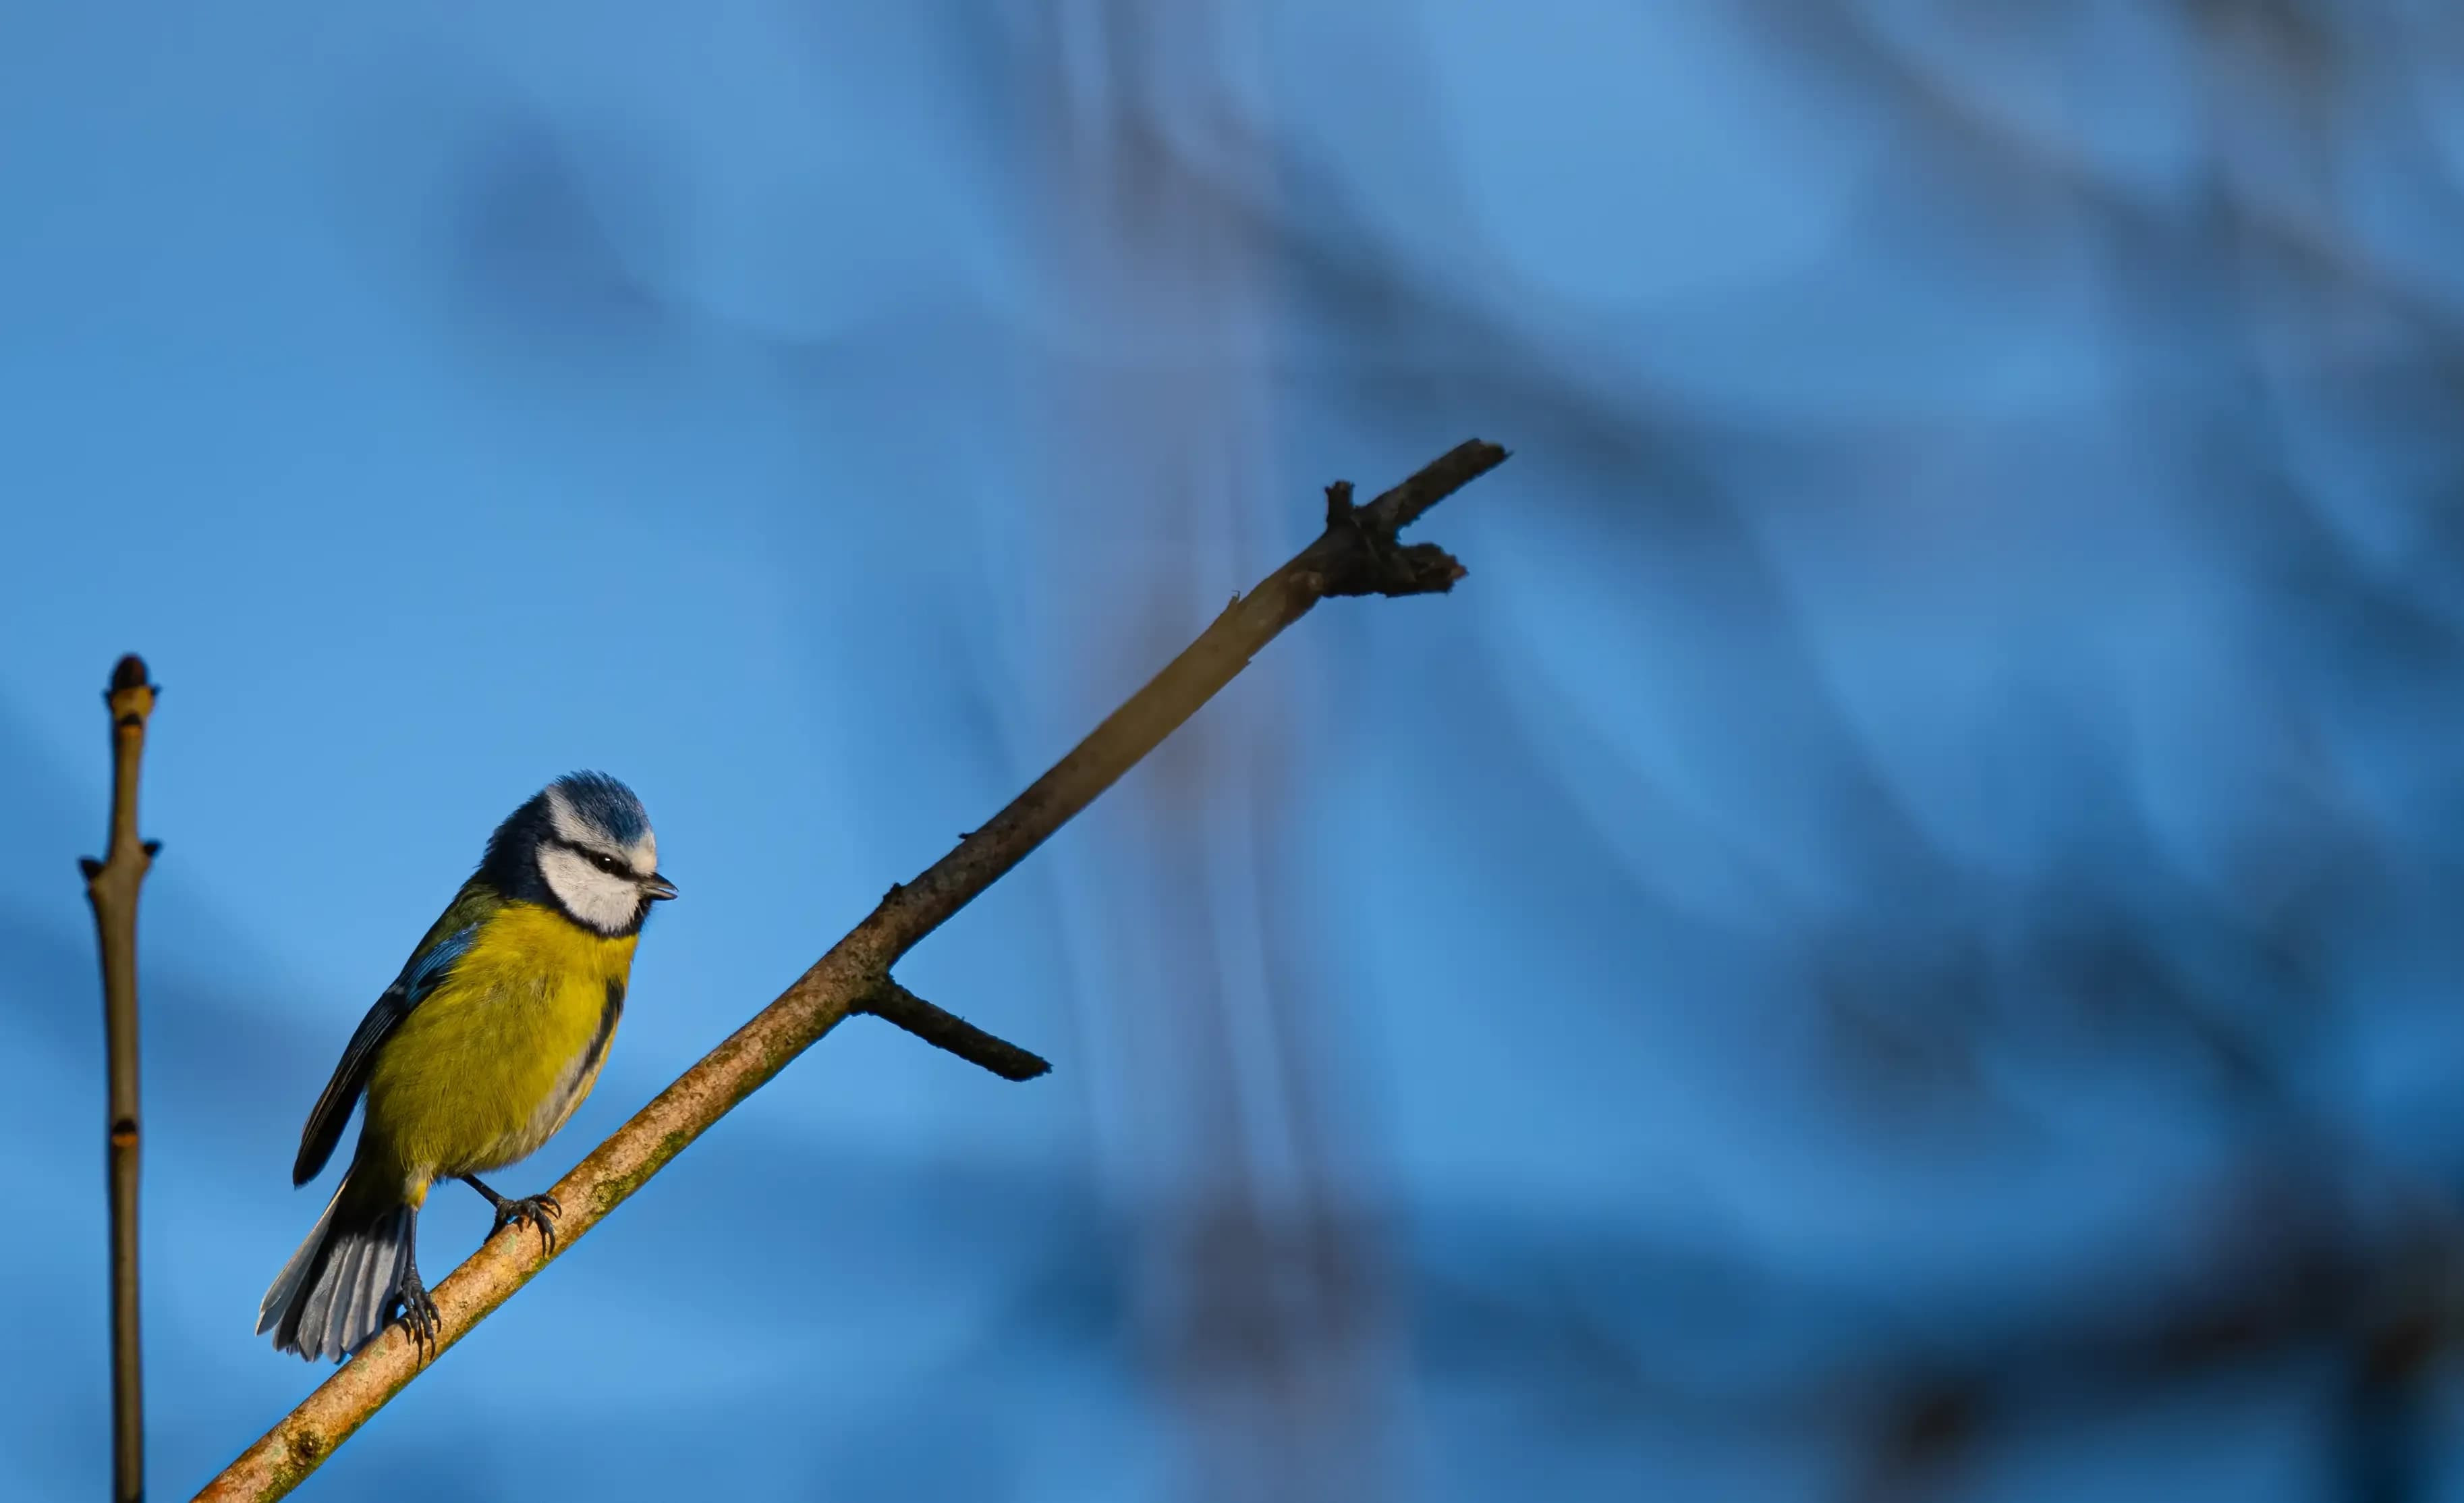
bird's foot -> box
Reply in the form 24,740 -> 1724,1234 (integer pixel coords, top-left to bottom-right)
392,1265 -> 440,1366
461,1174 -> 563,1253
490,1191 -> 562,1254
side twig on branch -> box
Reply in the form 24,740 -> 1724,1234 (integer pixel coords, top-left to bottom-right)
83,653 -> 159,1503
859,979 -> 1053,1082
194,438 -> 1510,1502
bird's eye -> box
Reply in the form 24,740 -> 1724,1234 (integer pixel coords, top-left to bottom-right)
589,852 -> 621,874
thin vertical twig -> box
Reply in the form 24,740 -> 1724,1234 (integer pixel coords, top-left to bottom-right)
82,653 -> 159,1503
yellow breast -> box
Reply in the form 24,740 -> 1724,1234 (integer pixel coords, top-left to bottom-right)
360,902 -> 636,1199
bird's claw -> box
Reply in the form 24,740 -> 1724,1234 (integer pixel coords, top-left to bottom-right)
392,1267 -> 441,1367
490,1192 -> 563,1253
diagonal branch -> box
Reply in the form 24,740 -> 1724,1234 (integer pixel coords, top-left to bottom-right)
82,653 -> 159,1503
193,438 -> 1509,1502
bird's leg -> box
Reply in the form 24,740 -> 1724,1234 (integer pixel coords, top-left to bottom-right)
391,1257 -> 439,1366
461,1173 -> 562,1253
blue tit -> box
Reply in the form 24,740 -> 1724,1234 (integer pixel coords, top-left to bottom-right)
258,771 -> 678,1361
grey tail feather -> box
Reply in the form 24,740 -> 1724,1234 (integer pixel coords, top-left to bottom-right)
256,1176 -> 416,1363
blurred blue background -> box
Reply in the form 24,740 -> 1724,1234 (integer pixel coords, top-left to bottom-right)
9,3 -> 2464,1499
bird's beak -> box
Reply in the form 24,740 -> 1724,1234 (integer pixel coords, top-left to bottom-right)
642,873 -> 679,901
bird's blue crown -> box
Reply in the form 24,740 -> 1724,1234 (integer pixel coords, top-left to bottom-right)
548,771 -> 650,845
481,771 -> 650,888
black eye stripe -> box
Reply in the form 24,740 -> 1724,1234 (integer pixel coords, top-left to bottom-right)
553,838 -> 630,875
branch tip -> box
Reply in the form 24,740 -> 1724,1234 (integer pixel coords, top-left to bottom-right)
1296,440 -> 1505,600
1358,438 -> 1509,534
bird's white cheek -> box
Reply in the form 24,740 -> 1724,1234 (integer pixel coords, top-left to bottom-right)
538,846 -> 640,933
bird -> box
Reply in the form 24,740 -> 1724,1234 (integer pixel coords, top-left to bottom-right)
258,771 -> 677,1362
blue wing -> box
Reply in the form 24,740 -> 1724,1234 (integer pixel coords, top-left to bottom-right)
291,885 -> 493,1185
